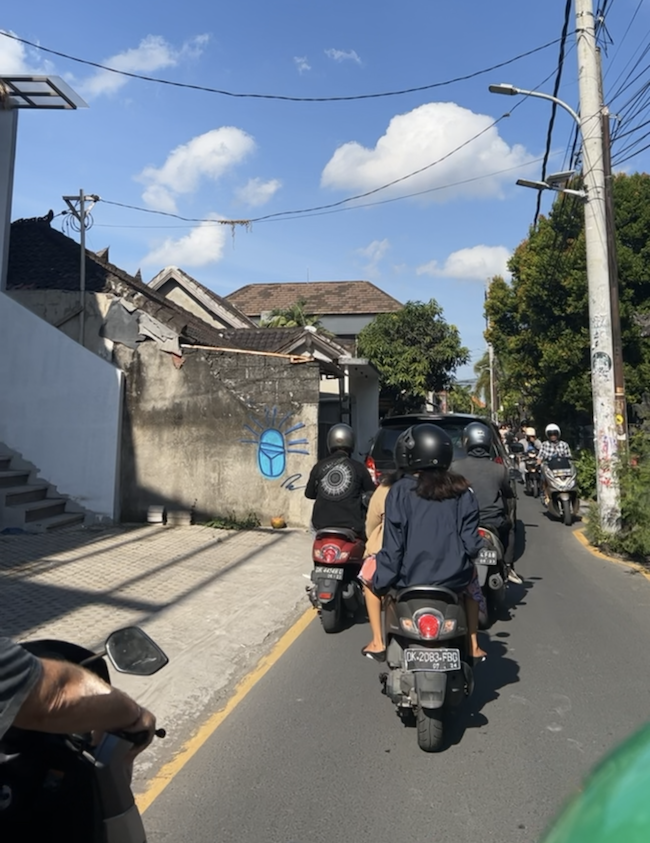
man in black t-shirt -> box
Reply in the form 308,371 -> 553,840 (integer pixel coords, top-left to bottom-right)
305,424 -> 375,536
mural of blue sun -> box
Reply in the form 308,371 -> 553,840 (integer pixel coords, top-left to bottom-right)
241,408 -> 310,479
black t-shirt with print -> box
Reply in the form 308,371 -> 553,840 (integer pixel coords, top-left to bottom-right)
305,451 -> 375,535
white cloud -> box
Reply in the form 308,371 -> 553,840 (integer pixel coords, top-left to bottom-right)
325,48 -> 362,65
142,216 -> 227,267
137,127 -> 256,212
0,30 -> 52,74
356,238 -> 390,276
235,177 -> 282,207
321,102 -> 533,202
294,56 -> 311,74
416,245 -> 511,281
79,34 -> 209,98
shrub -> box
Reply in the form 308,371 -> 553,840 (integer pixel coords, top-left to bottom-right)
575,448 -> 597,500
203,511 -> 261,530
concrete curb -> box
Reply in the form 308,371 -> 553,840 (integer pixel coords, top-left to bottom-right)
572,527 -> 650,583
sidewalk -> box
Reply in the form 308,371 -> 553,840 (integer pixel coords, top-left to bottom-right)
0,523 -> 314,791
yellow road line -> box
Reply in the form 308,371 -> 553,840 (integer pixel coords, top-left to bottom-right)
573,527 -> 650,583
136,607 -> 316,814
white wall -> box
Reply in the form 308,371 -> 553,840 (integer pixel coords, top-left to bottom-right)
0,293 -> 122,521
349,367 -> 379,460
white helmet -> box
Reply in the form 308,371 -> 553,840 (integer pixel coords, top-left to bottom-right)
525,427 -> 537,437
545,423 -> 561,437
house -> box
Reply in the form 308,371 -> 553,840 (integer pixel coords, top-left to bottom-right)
225,280 -> 403,350
2,215 -> 378,529
148,266 -> 255,330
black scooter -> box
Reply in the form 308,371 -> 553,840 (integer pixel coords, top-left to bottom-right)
379,585 -> 474,752
0,626 -> 168,843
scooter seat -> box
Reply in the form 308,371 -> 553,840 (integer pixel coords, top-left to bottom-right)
394,584 -> 459,604
315,527 -> 360,542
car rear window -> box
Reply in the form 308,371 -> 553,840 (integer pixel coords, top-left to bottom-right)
372,421 -> 469,462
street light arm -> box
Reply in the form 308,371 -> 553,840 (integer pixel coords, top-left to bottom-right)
489,84 -> 581,127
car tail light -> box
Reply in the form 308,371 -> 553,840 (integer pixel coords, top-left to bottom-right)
322,545 -> 341,564
416,613 -> 440,640
365,455 -> 378,485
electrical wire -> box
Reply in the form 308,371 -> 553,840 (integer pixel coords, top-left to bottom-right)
534,0 -> 574,226
603,0 -> 645,84
0,30 -> 568,104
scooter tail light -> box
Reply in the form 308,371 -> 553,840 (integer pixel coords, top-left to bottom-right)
442,619 -> 457,635
416,613 -> 441,640
322,545 -> 341,564
478,528 -> 488,539
365,455 -> 378,485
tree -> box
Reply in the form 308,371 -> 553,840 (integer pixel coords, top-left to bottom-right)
260,299 -> 322,328
447,383 -> 476,413
357,299 -> 469,414
484,173 -> 650,439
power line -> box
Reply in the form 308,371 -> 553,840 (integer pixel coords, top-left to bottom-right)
0,30 -> 568,103
92,151 -> 560,228
534,0 -> 574,226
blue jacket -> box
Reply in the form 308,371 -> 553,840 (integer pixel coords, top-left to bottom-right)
373,476 -> 482,594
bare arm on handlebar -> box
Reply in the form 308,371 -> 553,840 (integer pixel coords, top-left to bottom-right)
13,658 -> 156,754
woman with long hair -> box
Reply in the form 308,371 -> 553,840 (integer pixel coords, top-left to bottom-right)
371,423 -> 487,660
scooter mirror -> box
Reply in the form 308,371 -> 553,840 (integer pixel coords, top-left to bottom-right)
105,626 -> 169,676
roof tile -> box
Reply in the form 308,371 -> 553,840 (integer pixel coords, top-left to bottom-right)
226,281 -> 402,316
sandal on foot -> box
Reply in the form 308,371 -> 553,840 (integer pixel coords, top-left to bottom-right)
362,647 -> 386,663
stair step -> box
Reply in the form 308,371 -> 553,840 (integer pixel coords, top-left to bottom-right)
3,485 -> 49,506
42,513 -> 85,531
11,499 -> 67,523
0,470 -> 30,488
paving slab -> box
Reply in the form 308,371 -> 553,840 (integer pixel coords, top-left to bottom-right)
0,523 -> 314,791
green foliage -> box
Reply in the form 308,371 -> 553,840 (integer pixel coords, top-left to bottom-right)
587,432 -> 650,560
260,299 -> 322,328
575,448 -> 597,500
447,383 -> 475,413
357,299 -> 469,414
203,511 -> 261,530
484,173 -> 650,437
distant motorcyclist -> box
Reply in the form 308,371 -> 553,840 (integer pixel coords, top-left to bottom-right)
519,426 -> 542,483
452,422 -> 522,585
304,423 -> 375,536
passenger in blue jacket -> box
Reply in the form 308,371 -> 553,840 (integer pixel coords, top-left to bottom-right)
373,423 -> 487,659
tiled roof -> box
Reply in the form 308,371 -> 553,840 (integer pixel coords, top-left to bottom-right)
217,328 -> 306,353
226,281 -> 402,316
7,215 -> 235,349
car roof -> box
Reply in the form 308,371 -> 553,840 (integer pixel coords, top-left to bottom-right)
379,413 -> 491,428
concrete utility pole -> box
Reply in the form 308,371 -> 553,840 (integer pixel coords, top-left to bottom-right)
575,0 -> 621,530
63,190 -> 98,346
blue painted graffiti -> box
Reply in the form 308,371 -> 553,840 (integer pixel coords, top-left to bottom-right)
281,473 -> 307,492
241,407 -> 310,480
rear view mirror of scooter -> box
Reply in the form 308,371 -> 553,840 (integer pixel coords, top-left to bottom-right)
105,626 -> 169,676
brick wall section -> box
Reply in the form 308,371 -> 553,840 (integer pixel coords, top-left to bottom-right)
115,344 -> 319,527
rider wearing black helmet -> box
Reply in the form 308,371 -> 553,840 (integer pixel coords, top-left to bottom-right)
372,423 -> 487,659
304,423 -> 375,536
452,421 -> 521,584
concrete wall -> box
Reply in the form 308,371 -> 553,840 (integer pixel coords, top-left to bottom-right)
156,280 -> 231,330
115,343 -> 320,528
0,292 -> 123,520
8,290 -> 114,361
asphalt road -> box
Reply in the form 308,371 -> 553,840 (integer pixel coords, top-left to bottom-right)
142,493 -> 650,843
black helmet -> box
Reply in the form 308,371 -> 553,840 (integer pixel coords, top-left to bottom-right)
462,421 -> 492,453
393,426 -> 413,470
402,423 -> 454,471
327,423 -> 355,454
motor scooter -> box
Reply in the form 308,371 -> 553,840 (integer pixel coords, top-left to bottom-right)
0,626 -> 168,843
306,528 -> 366,633
475,526 -> 508,627
541,456 -> 579,525
379,585 -> 474,752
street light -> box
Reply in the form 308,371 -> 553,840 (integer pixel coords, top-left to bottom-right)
0,76 -> 87,290
516,176 -> 587,199
489,70 -> 621,531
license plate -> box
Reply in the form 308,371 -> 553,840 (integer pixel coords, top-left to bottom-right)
313,566 -> 344,580
404,648 -> 461,672
478,548 -> 498,565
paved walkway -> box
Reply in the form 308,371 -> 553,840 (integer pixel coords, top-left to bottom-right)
0,523 -> 314,790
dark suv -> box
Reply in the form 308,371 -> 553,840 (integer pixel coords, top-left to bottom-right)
365,413 -> 517,521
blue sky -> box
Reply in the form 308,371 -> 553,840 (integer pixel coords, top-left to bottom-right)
3,1 -> 649,378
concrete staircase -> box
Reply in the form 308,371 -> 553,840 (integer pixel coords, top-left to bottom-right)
0,449 -> 85,532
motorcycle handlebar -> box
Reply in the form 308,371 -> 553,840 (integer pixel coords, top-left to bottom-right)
111,727 -> 166,746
